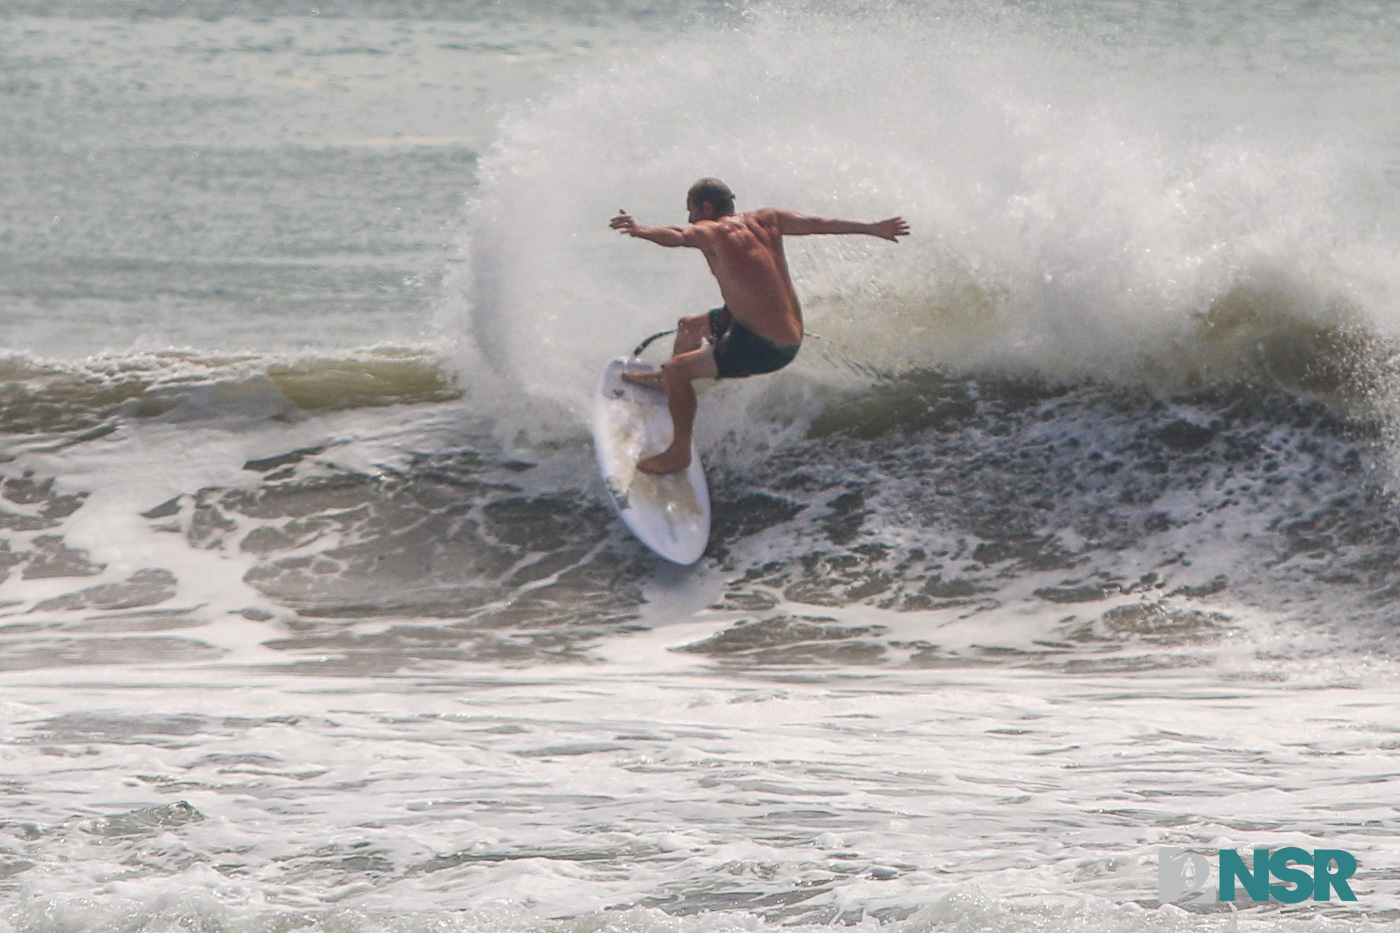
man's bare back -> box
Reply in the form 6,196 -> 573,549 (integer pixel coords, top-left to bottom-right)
610,178 -> 909,475
686,209 -> 804,346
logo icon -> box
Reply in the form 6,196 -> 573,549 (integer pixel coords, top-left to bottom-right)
1158,848 -> 1215,905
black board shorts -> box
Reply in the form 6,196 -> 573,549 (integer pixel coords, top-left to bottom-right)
707,307 -> 800,380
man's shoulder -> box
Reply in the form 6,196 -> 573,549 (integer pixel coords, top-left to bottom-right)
734,208 -> 784,234
743,207 -> 782,221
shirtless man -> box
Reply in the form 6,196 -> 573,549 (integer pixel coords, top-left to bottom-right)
610,177 -> 909,474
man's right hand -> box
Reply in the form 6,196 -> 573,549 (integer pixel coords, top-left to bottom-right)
610,210 -> 637,235
610,211 -> 690,248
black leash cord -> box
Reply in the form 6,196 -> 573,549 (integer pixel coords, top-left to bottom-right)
632,329 -> 676,358
631,328 -> 829,359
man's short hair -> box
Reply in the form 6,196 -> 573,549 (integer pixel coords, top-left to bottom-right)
688,177 -> 735,216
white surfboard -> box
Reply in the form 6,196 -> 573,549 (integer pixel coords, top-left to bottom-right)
592,357 -> 710,564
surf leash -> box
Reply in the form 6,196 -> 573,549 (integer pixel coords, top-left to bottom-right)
632,329 -> 676,358
633,328 -> 835,359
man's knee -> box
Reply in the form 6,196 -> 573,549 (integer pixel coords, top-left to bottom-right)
663,360 -> 692,388
665,348 -> 718,384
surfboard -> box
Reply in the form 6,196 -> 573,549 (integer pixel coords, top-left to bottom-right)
592,357 -> 710,564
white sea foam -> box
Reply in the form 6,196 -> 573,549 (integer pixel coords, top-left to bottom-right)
3,657 -> 1400,927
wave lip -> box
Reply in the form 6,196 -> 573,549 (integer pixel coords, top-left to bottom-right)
445,0 -> 1400,451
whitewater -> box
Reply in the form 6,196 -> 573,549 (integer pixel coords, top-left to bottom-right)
2,1 -> 1399,930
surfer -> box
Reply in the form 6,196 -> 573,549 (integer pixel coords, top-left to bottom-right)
611,178 -> 909,474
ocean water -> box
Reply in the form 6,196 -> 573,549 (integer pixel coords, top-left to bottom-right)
3,0 -> 1400,930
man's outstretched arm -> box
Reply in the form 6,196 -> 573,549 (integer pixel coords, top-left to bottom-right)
772,210 -> 910,241
610,210 -> 699,248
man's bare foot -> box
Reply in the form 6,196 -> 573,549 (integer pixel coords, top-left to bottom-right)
636,446 -> 691,475
620,368 -> 666,391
